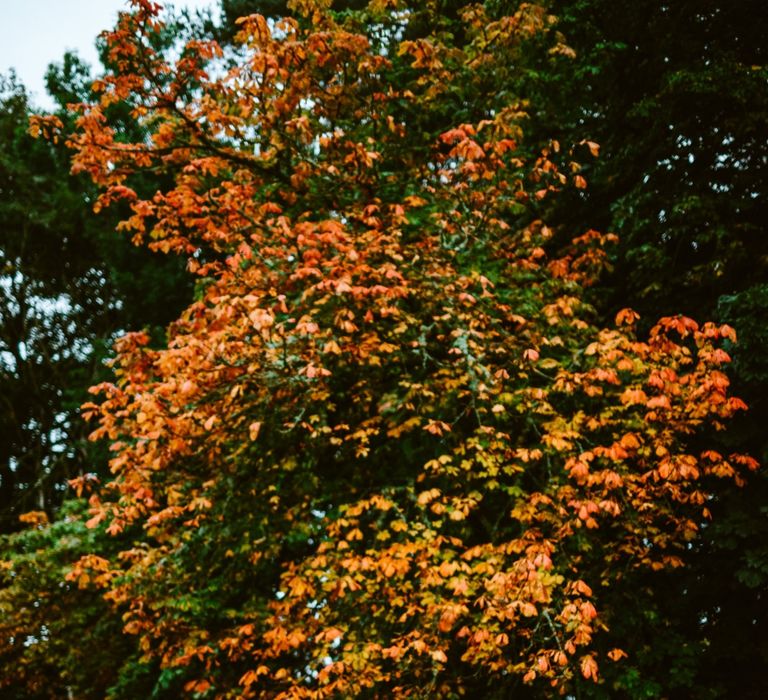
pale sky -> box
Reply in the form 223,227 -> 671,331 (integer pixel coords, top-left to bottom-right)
0,0 -> 216,111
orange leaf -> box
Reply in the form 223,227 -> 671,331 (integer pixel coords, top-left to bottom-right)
607,648 -> 628,662
580,655 -> 599,681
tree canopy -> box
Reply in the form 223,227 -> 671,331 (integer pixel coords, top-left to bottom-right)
1,0 -> 765,697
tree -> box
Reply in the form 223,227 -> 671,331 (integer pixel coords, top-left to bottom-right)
0,57 -> 193,532
505,1 -> 768,693
0,503 -> 141,700
6,0 -> 756,697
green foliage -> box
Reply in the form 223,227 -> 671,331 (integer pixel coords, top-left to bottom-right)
519,0 -> 768,319
0,501 -> 131,699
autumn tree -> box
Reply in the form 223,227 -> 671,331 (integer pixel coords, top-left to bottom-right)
4,0 -> 758,697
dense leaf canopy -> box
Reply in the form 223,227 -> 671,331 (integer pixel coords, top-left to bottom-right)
0,0 -> 764,697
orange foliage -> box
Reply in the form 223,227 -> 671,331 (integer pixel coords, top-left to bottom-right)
45,0 -> 757,696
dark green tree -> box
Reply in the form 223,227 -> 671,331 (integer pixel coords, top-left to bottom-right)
511,1 -> 768,695
0,55 -> 192,532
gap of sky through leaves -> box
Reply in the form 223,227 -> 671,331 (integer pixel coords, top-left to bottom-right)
0,0 -> 215,111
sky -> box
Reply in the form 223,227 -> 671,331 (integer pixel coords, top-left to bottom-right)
0,0 -> 216,111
